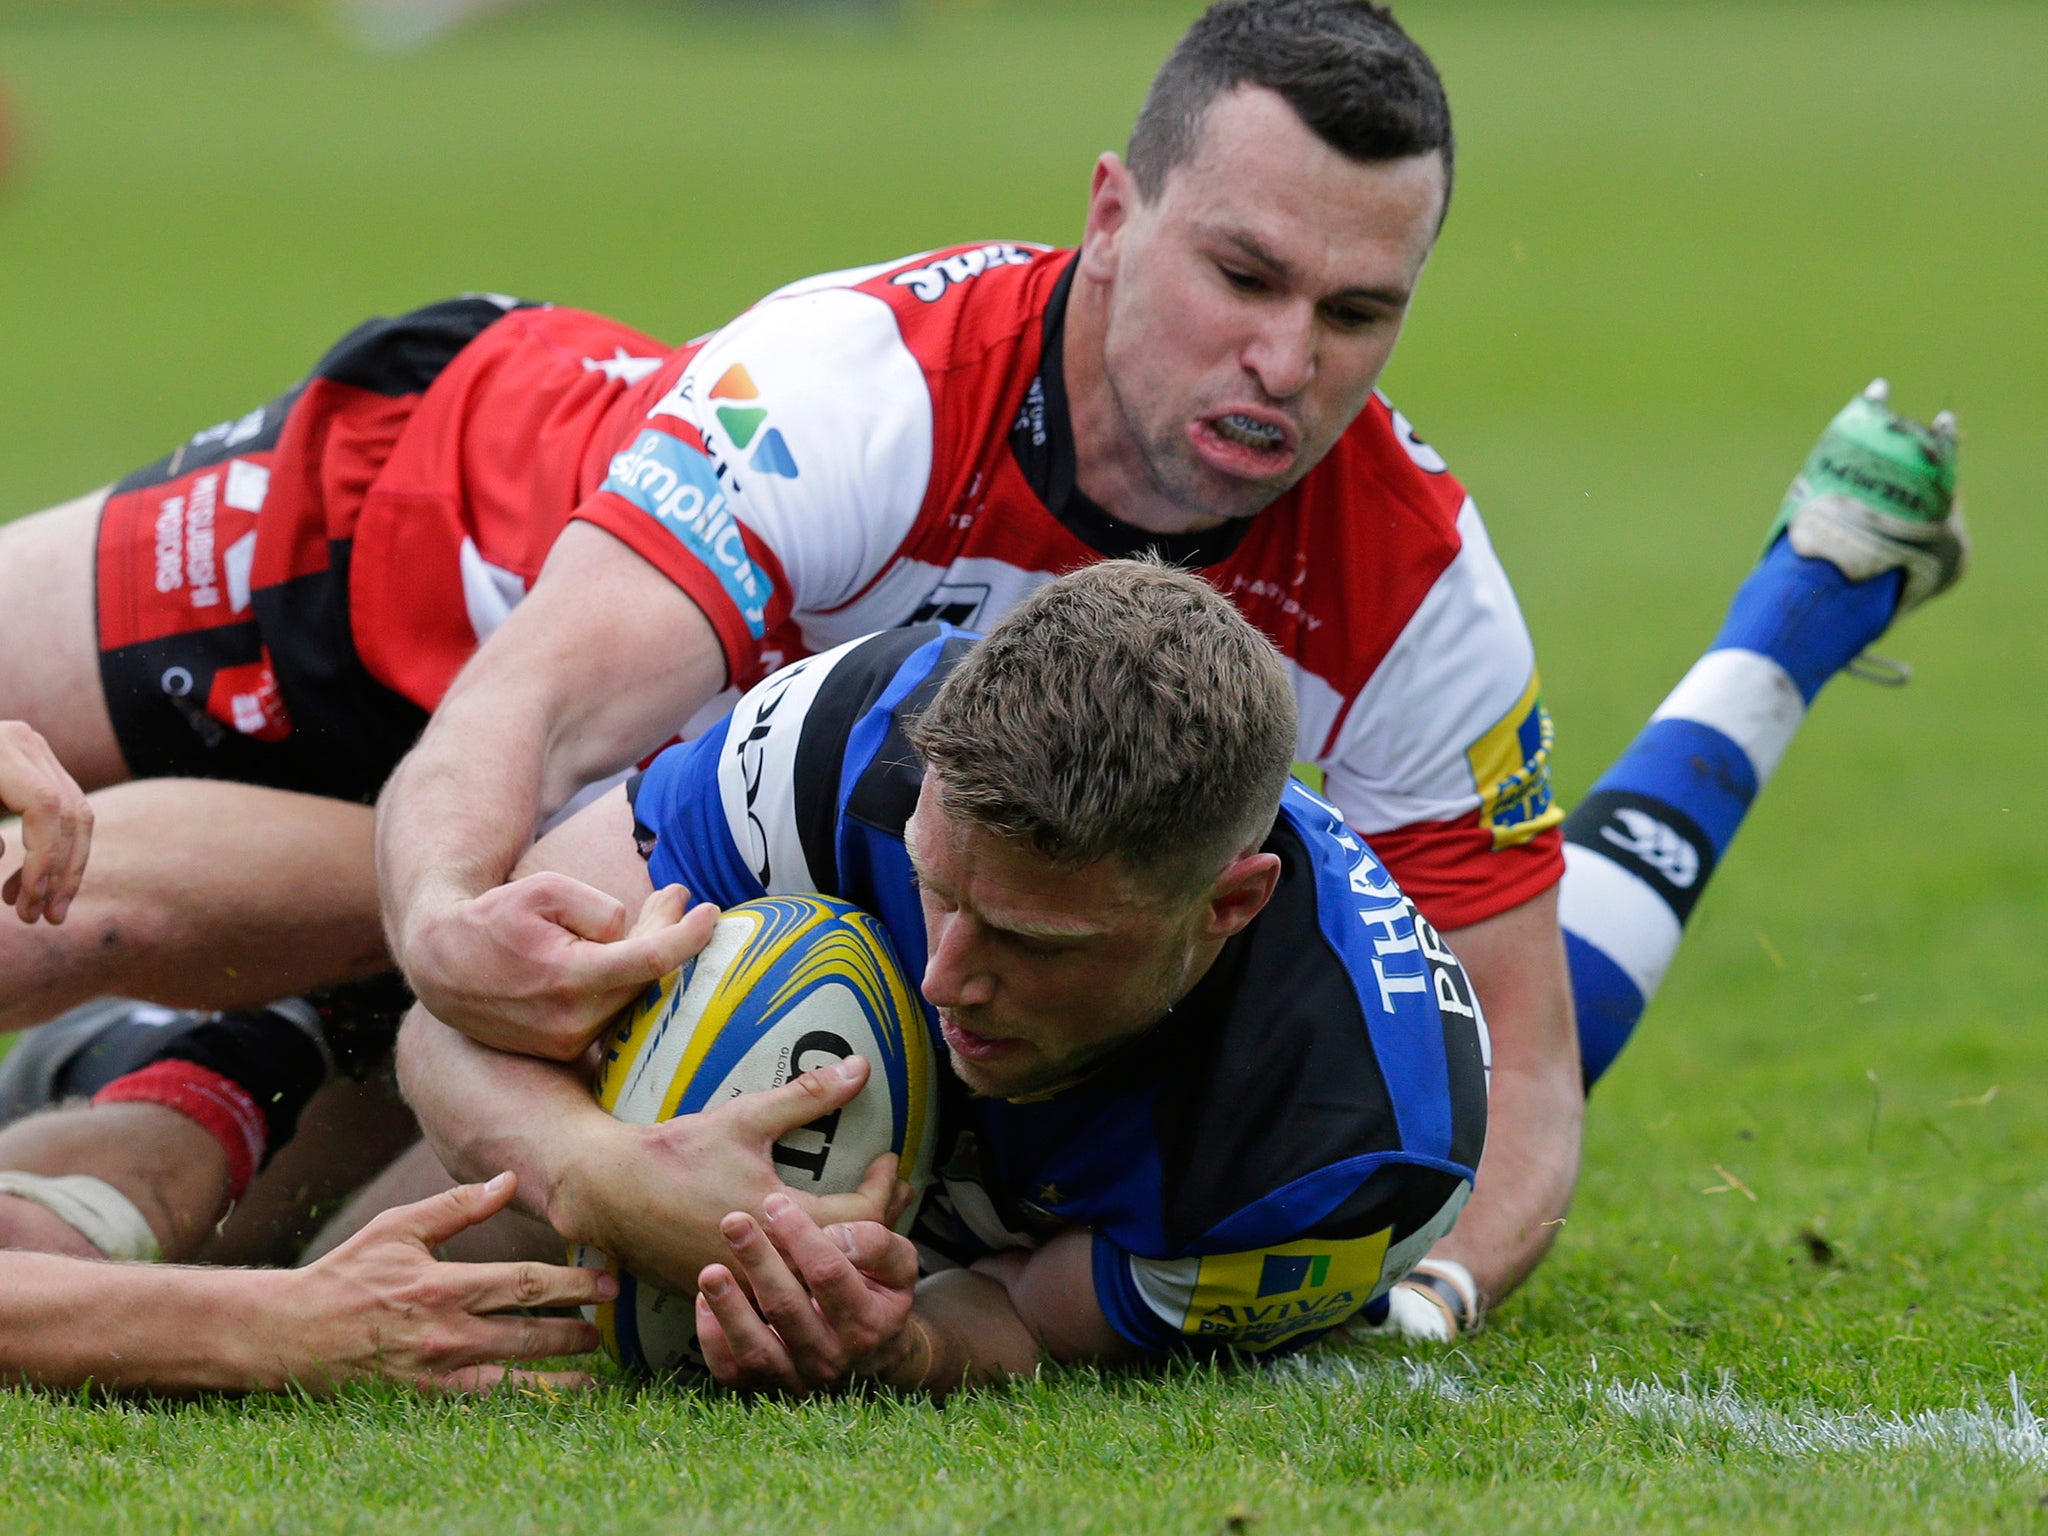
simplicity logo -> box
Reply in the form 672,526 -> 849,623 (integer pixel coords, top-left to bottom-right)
708,364 -> 800,481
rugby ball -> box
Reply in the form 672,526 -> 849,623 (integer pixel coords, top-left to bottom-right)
575,894 -> 937,1376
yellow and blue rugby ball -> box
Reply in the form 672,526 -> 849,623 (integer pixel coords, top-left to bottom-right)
576,894 -> 937,1376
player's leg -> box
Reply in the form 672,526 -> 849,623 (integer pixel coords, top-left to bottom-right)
0,778 -> 386,1034
1562,382 -> 1963,1084
0,981 -> 412,1261
0,489 -> 130,788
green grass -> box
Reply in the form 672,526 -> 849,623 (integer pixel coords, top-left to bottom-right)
3,2 -> 2046,1530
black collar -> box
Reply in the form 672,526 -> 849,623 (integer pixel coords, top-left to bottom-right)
1009,257 -> 1254,569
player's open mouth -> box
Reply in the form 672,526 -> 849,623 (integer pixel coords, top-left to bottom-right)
1191,411 -> 1297,478
941,1014 -> 1026,1062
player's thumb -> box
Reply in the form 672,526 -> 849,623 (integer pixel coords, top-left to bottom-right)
828,1220 -> 920,1289
799,1153 -> 902,1229
389,1171 -> 520,1249
591,895 -> 718,991
740,1053 -> 871,1140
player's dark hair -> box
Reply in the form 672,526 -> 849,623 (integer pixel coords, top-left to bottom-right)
906,559 -> 1298,896
1128,0 -> 1453,218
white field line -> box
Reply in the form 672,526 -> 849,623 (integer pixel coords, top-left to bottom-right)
1281,1356 -> 2048,1468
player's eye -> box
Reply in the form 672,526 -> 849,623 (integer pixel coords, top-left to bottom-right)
1322,303 -> 1378,332
1002,930 -> 1077,960
1219,266 -> 1267,294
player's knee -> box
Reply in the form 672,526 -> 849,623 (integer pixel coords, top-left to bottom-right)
0,1190 -> 104,1258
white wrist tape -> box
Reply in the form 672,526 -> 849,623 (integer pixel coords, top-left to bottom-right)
1408,1257 -> 1480,1330
0,1172 -> 162,1262
1382,1282 -> 1457,1342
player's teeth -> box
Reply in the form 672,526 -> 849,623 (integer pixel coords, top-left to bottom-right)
1216,414 -> 1283,448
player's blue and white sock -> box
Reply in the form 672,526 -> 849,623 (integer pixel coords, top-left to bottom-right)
1561,542 -> 1902,1085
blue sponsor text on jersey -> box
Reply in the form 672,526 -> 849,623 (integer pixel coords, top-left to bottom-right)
603,429 -> 771,638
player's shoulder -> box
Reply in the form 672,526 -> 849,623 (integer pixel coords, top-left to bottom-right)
750,241 -> 1066,370
1144,780 -> 1487,1247
1295,390 -> 1471,546
712,624 -> 976,888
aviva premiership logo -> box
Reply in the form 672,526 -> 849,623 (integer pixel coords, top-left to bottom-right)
1467,672 -> 1565,850
1172,1231 -> 1391,1352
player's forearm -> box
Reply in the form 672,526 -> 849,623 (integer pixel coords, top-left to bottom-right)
394,1006 -> 606,1229
1435,884 -> 1582,1309
1427,1050 -> 1581,1304
868,1268 -> 1046,1400
0,1254 -> 296,1392
376,683 -> 553,938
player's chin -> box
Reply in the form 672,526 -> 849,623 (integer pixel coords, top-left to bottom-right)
1164,452 -> 1298,523
944,1045 -> 1042,1100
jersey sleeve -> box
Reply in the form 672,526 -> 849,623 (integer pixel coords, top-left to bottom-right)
573,288 -> 934,688
1317,498 -> 1565,930
1090,1164 -> 1469,1357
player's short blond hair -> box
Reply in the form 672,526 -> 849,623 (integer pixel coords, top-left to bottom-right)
907,559 -> 1298,896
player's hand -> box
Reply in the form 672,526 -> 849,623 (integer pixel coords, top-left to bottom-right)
551,1054 -> 909,1299
402,879 -> 716,1061
1344,1258 -> 1482,1345
0,719 -> 92,925
694,1193 -> 923,1397
275,1171 -> 613,1394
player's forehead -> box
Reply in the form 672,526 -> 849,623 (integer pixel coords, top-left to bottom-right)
905,778 -> 1156,939
1155,85 -> 1444,290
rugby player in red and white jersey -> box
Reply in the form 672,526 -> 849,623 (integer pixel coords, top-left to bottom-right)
0,2 -> 1564,1335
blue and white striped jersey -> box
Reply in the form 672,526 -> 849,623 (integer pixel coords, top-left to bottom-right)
629,625 -> 1489,1356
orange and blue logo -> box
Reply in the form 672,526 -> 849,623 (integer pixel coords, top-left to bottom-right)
708,364 -> 800,481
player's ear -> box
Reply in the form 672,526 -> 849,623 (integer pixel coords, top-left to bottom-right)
1079,153 -> 1134,281
1199,850 -> 1281,942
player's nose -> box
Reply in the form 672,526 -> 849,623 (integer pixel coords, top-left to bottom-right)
1241,302 -> 1316,400
920,912 -> 994,1008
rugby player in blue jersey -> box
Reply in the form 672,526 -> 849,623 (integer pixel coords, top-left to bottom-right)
400,561 -> 1489,1390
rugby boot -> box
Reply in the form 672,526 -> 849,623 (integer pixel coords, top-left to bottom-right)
1766,378 -> 1966,619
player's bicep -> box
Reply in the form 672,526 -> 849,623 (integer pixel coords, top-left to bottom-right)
969,1229 -> 1138,1366
456,521 -> 729,805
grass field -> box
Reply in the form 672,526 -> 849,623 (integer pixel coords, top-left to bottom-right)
4,2 -> 2047,1530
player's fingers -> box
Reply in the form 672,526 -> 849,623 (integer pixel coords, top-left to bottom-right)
464,1312 -> 604,1362
824,1219 -> 922,1293
788,1151 -> 898,1229
576,901 -> 718,993
1,749 -> 89,926
693,1282 -> 742,1384
45,794 -> 92,923
697,1264 -> 805,1395
368,1170 -> 521,1250
719,1211 -> 836,1368
21,797 -> 87,926
884,1176 -> 916,1229
626,884 -> 689,939
523,872 -> 632,944
760,1195 -> 877,1330
731,1054 -> 870,1141
457,1257 -> 620,1316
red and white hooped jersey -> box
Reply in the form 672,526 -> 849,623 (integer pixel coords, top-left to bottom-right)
565,243 -> 1565,930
